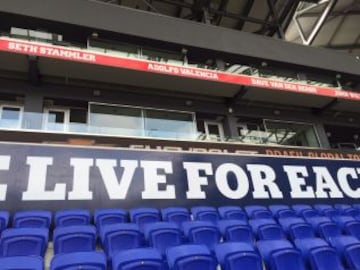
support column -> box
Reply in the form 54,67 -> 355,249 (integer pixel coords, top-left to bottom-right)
23,90 -> 44,130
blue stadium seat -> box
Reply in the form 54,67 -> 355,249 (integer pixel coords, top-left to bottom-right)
314,204 -> 333,213
130,208 -> 161,230
53,225 -> 96,254
217,220 -> 253,244
167,244 -> 217,270
0,228 -> 48,257
334,204 -> 352,212
244,205 -> 268,217
55,209 -> 90,227
288,223 -> 316,240
292,204 -> 312,216
0,211 -> 9,232
182,221 -> 220,251
161,207 -> 191,227
100,223 -> 143,259
295,238 -> 344,270
329,236 -> 360,270
305,216 -> 333,230
249,218 -> 285,240
269,205 -> 289,216
218,206 -> 247,221
343,221 -> 360,240
249,218 -> 275,233
191,206 -> 219,223
0,256 -> 44,270
144,222 -> 182,256
332,215 -> 357,228
278,217 -> 307,233
322,208 -> 341,218
342,208 -> 359,217
318,223 -> 342,241
113,248 -> 164,270
51,251 -> 107,270
13,210 -> 51,228
301,209 -> 320,218
94,208 -> 127,230
215,242 -> 262,270
257,239 -> 305,270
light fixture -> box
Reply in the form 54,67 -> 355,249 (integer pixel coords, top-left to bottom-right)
273,109 -> 280,115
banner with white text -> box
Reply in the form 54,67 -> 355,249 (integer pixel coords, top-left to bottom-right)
0,142 -> 358,212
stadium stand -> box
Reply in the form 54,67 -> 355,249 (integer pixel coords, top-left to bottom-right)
0,204 -> 357,269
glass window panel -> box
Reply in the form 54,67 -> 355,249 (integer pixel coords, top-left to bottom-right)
48,111 -> 65,124
89,104 -> 142,136
2,107 -> 20,120
264,120 -> 320,147
144,109 -> 195,139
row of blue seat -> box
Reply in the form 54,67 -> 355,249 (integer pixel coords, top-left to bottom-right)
1,214 -> 359,260
1,204 -> 360,231
1,236 -> 359,270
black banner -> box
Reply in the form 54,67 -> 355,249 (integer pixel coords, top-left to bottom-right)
0,142 -> 359,212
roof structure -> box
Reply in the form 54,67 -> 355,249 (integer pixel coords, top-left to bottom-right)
93,0 -> 359,56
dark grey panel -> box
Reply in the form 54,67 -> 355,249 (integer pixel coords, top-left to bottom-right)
0,0 -> 359,76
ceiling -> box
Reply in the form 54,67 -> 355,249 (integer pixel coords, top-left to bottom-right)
92,0 -> 359,56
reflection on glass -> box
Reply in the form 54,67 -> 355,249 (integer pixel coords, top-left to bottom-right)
264,120 -> 320,147
46,110 -> 67,131
0,107 -> 21,128
144,109 -> 195,139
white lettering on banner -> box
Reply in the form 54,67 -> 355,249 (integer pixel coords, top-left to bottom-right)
0,156 -> 10,201
313,166 -> 344,198
148,63 -> 219,80
247,164 -> 283,198
283,166 -> 315,198
141,161 -> 175,199
215,163 -> 249,199
96,159 -> 138,199
3,152 -> 360,202
22,157 -> 66,200
68,158 -> 94,200
183,162 -> 213,199
8,42 -> 96,62
250,77 -> 318,94
337,168 -> 360,198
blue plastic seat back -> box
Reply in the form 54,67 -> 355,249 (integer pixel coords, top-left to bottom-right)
0,211 -> 10,232
55,209 -> 91,227
130,208 -> 161,230
182,221 -> 220,251
343,208 -> 359,217
329,236 -> 360,269
113,248 -> 164,270
318,223 -> 342,241
323,208 -> 341,218
94,208 -> 128,229
0,256 -> 44,270
144,222 -> 182,255
301,209 -> 320,219
244,205 -> 268,218
292,204 -> 312,216
54,225 -> 96,254
0,228 -> 49,257
344,243 -> 360,270
217,220 -> 253,244
305,216 -> 333,229
335,204 -> 351,211
344,222 -> 360,240
249,218 -> 276,234
314,204 -> 333,213
269,205 -> 289,216
258,240 -> 305,270
215,242 -> 262,270
278,217 -> 306,233
276,209 -> 297,219
258,224 -> 286,240
289,223 -> 315,240
13,210 -> 52,228
167,244 -> 217,270
100,223 -> 143,258
161,207 -> 191,227
295,238 -> 343,270
191,206 -> 219,223
253,210 -> 273,219
218,206 -> 247,221
51,251 -> 106,270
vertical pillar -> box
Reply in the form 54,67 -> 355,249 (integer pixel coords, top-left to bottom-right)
22,91 -> 44,130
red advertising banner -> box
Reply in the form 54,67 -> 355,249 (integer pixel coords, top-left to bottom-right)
0,37 -> 359,101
